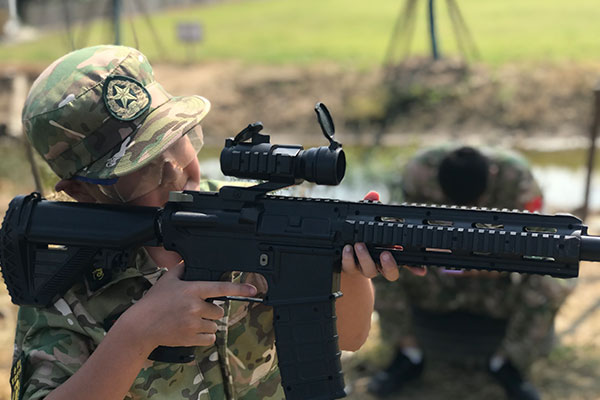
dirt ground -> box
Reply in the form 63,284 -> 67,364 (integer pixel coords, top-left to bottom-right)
149,58 -> 600,146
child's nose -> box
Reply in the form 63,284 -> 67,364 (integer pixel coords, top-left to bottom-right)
159,160 -> 183,185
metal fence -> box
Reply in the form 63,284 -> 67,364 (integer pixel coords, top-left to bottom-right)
17,0 -> 222,29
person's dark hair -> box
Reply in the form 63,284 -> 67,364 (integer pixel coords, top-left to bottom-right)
437,146 -> 489,205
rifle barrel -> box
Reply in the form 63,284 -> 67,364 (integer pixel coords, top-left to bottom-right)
580,235 -> 600,261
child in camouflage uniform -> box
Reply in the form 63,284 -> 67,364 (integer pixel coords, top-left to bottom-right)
11,45 -> 403,400
370,145 -> 575,400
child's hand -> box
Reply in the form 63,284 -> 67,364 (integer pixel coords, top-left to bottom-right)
341,191 -> 426,282
119,262 -> 257,351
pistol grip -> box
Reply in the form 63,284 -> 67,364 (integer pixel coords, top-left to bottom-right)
145,266 -> 230,364
148,345 -> 195,364
273,299 -> 346,400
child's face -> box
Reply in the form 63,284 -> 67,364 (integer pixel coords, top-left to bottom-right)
128,152 -> 201,208
99,133 -> 202,207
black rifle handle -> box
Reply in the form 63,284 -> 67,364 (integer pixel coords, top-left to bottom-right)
148,345 -> 195,363
273,299 -> 346,400
145,272 -> 234,364
145,295 -> 248,364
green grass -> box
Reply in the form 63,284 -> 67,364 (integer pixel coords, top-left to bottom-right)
2,0 -> 600,67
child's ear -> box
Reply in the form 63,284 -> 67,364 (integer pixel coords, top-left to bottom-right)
54,179 -> 98,203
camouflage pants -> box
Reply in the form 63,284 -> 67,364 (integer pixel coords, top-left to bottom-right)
373,269 -> 575,371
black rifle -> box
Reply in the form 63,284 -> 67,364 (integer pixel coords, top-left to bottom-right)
2,103 -> 600,400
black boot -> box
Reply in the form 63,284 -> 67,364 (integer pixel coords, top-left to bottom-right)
488,360 -> 541,400
367,351 -> 424,397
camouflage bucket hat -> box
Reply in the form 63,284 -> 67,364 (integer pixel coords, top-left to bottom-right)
22,45 -> 210,181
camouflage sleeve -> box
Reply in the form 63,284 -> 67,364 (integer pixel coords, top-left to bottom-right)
12,301 -> 94,400
500,275 -> 576,370
399,147 -> 449,205
229,272 -> 282,399
513,159 -> 543,212
487,150 -> 543,211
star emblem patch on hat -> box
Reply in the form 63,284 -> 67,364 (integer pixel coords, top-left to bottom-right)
103,75 -> 151,121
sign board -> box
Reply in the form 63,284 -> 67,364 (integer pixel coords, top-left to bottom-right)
177,22 -> 203,43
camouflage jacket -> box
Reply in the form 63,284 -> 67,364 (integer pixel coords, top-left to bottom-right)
11,182 -> 283,400
396,144 -> 543,210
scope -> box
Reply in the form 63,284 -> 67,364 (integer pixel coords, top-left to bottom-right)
220,103 -> 346,185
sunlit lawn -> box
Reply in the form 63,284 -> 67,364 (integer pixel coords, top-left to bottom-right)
1,0 -> 600,67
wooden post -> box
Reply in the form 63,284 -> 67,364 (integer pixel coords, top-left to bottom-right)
9,73 -> 44,195
581,82 -> 600,221
7,73 -> 26,140
428,0 -> 440,60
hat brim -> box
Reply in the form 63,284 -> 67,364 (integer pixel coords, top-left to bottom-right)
78,95 -> 210,180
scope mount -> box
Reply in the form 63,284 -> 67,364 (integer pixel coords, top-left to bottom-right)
231,121 -> 269,146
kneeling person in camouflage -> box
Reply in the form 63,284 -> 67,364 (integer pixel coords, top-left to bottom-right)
370,145 -> 575,400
